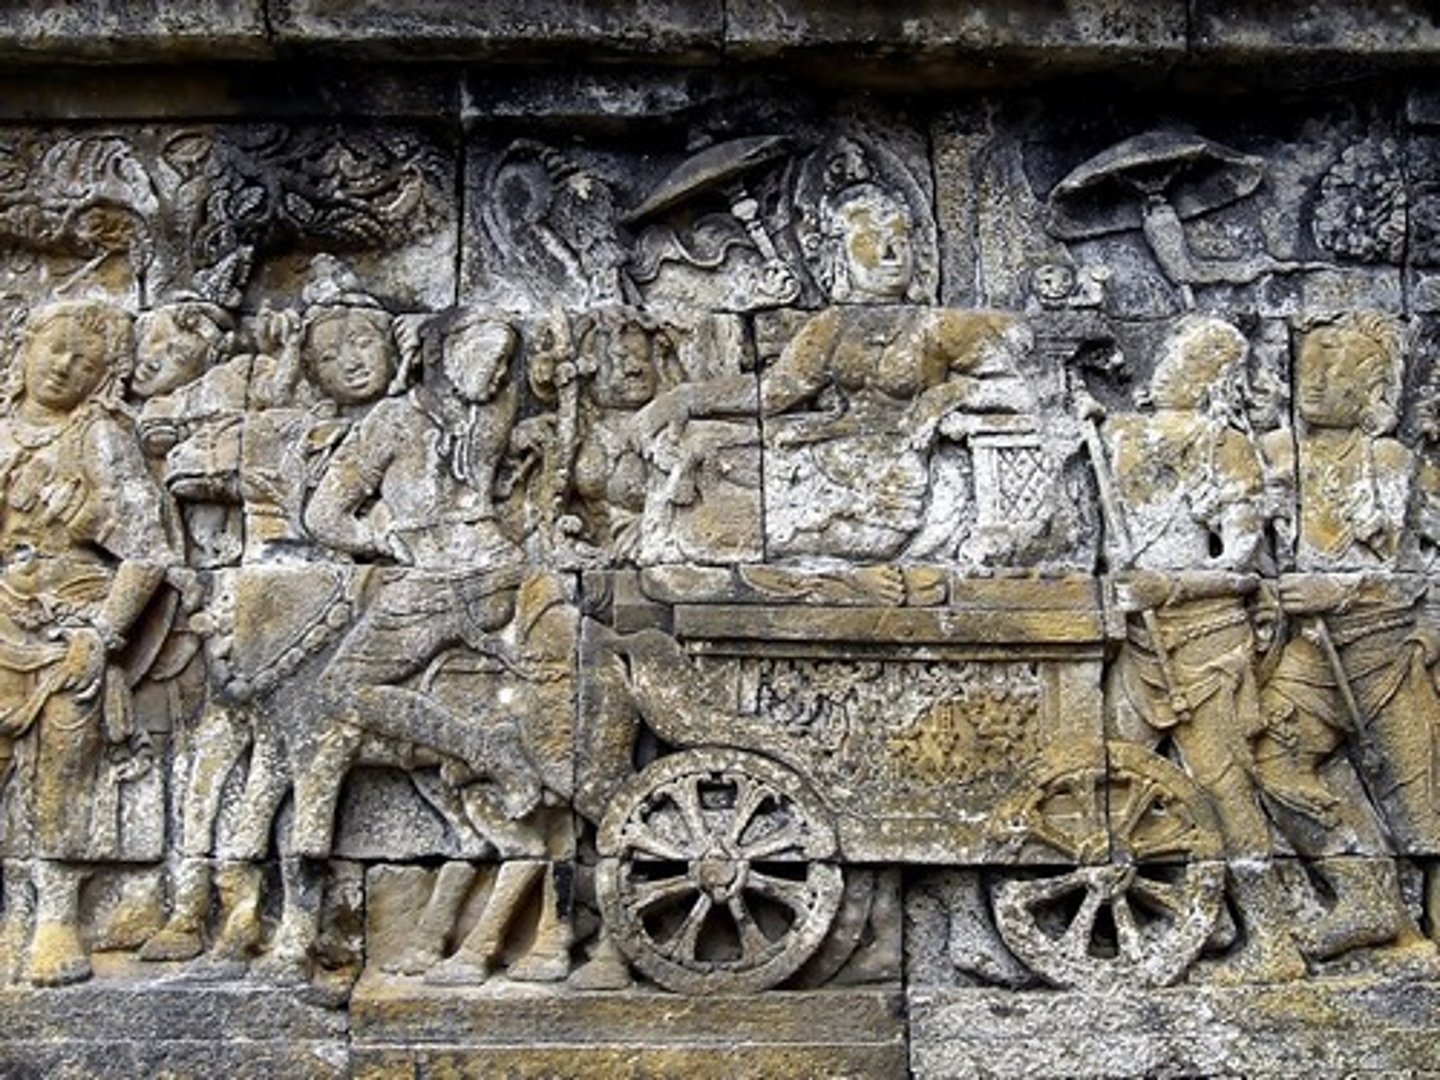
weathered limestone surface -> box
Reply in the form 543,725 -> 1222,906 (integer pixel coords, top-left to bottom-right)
911,979 -> 1440,1078
0,1 -> 272,62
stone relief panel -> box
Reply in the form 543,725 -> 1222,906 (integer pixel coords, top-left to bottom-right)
0,86 -> 1434,1023
462,119 -> 937,315
0,124 -> 455,312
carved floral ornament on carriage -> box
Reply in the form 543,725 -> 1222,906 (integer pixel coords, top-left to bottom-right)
0,106 -> 1431,1027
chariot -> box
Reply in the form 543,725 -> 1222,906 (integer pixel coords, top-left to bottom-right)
586,567 -> 1227,996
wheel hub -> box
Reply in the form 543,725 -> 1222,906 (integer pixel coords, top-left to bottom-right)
693,854 -> 745,899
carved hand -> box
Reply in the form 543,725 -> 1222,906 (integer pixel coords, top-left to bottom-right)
510,413 -> 556,455
255,303 -> 302,356
382,528 -> 416,566
111,731 -> 154,782
1113,569 -> 1174,612
633,387 -> 692,443
54,625 -> 106,702
1277,575 -> 1354,614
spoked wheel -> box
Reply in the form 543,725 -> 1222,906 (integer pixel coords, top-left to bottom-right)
596,748 -> 843,994
988,739 -> 1225,989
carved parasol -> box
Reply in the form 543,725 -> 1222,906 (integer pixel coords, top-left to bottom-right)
625,135 -> 798,298
1045,130 -> 1265,240
624,135 -> 792,223
1046,131 -> 1302,303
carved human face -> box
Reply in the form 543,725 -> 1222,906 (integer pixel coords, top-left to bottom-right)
592,324 -> 658,409
22,315 -> 109,412
305,308 -> 396,405
132,307 -> 212,398
1032,263 -> 1077,304
1297,322 -> 1392,429
1148,317 -> 1246,411
442,319 -> 513,404
837,195 -> 913,301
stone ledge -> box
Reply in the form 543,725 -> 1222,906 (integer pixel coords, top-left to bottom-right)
1192,0 -> 1440,59
909,980 -> 1440,1079
0,1040 -> 347,1079
267,0 -> 725,63
0,968 -> 346,1043
1,0 -> 1440,79
350,976 -> 906,1045
350,978 -> 908,1076
0,957 -> 350,1078
723,0 -> 1187,64
352,1042 -> 907,1078
0,0 -> 272,63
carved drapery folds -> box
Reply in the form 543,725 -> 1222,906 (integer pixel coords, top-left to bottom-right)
0,97 -> 1436,1007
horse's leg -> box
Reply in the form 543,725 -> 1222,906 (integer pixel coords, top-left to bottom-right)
385,861 -> 479,976
141,699 -> 254,962
425,858 -> 545,985
254,721 -> 363,983
510,856 -> 572,982
210,710 -> 292,964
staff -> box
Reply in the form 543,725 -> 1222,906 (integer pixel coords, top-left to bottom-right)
1079,405 -> 1192,724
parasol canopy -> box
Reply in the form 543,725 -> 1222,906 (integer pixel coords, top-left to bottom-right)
624,135 -> 792,223
1045,131 -> 1266,241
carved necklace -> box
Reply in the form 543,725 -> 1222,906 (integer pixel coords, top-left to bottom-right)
7,404 -> 89,451
0,405 -> 95,499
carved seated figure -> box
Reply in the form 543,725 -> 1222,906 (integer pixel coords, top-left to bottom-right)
0,301 -> 177,986
634,182 -> 1036,564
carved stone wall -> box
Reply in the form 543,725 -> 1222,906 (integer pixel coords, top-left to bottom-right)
3,4 -> 1440,1077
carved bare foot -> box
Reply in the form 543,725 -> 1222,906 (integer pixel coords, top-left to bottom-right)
832,935 -> 901,985
26,922 -> 92,987
851,566 -> 906,606
385,941 -> 443,977
251,942 -> 310,986
137,922 -> 204,963
423,948 -> 491,986
508,947 -> 569,983
567,936 -> 632,991
1296,911 -> 1399,964
1204,938 -> 1308,985
210,863 -> 263,963
1353,933 -> 1440,980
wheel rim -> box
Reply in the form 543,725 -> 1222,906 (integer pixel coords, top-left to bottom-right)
597,748 -> 843,994
989,740 -> 1225,989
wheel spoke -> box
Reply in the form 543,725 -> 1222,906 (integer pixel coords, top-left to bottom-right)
739,821 -> 806,860
628,873 -> 697,913
670,775 -> 711,850
1079,771 -> 1103,832
1060,887 -> 1104,959
727,894 -> 774,963
623,819 -> 689,861
1127,820 -> 1204,862
1113,777 -> 1159,842
725,775 -> 768,847
746,869 -> 815,913
1003,872 -> 1089,910
663,892 -> 713,963
1019,815 -> 1089,861
1128,875 -> 1189,915
1111,892 -> 1144,963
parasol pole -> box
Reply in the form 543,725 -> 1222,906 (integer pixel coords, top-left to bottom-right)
1079,407 -> 1192,724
